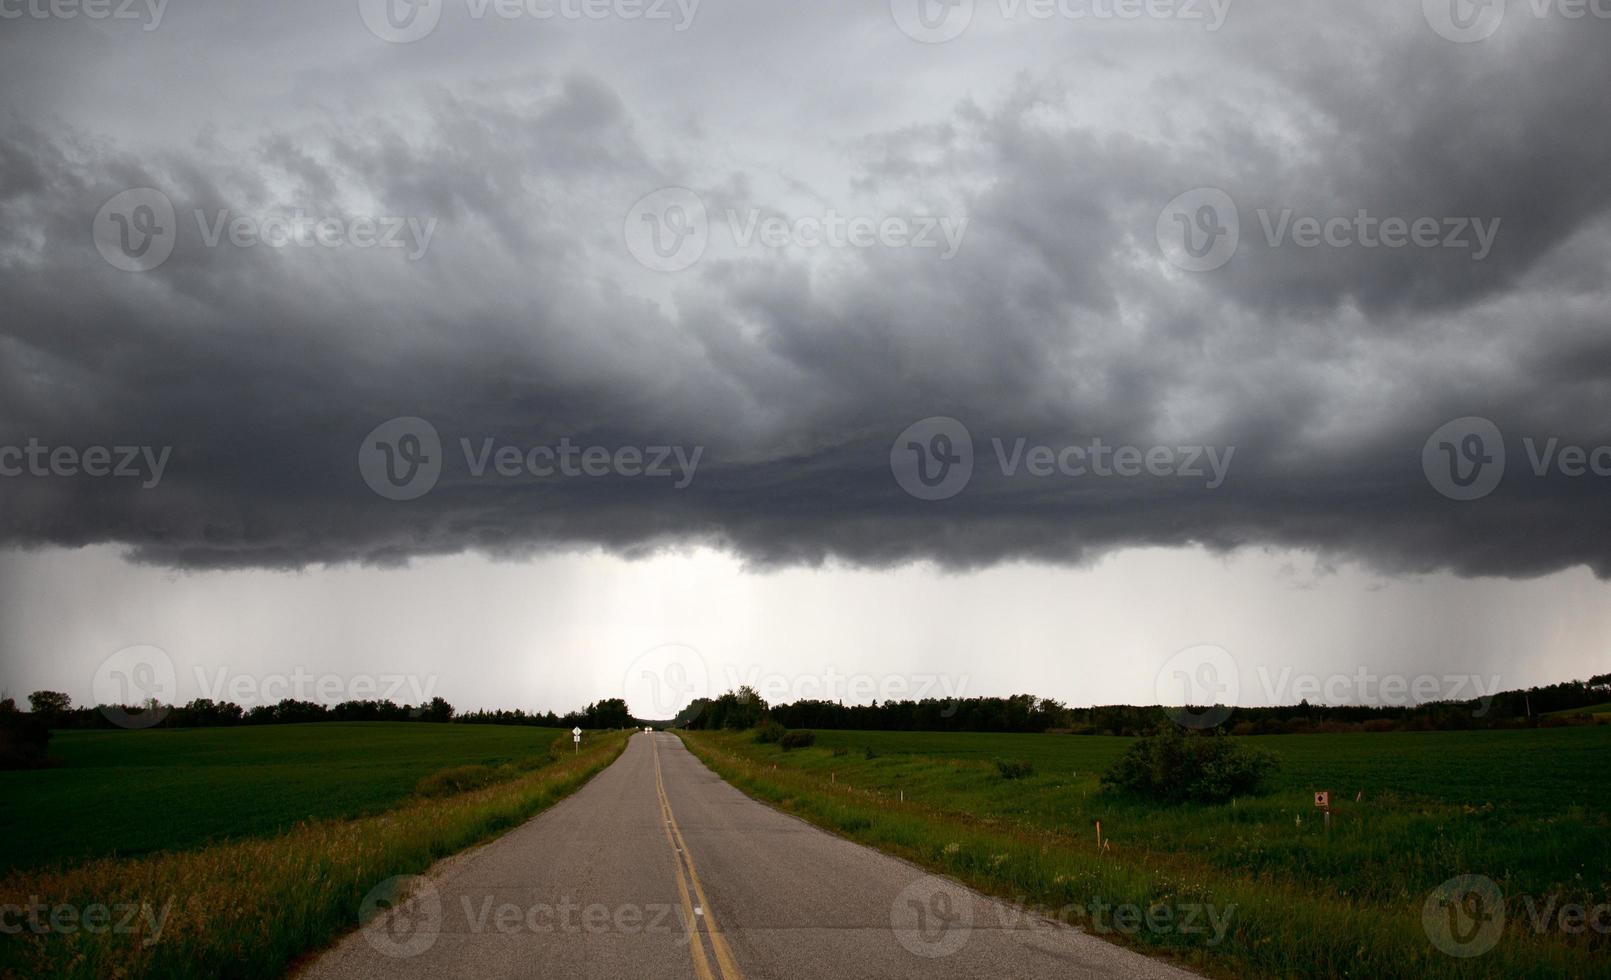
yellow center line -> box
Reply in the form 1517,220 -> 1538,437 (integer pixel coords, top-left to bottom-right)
653,734 -> 745,980
654,737 -> 715,980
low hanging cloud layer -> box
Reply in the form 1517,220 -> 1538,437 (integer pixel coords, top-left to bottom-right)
1,0 -> 1610,579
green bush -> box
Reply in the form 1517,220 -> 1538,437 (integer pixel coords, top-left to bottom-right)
415,764 -> 500,798
994,759 -> 1034,780
1101,724 -> 1275,803
0,712 -> 51,770
779,729 -> 816,751
753,719 -> 785,744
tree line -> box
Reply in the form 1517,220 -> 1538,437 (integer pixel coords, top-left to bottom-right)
0,692 -> 636,769
5,670 -> 1607,770
6,692 -> 635,731
672,673 -> 1611,736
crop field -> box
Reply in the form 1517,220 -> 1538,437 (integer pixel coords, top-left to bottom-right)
683,727 -> 1611,979
0,722 -> 566,872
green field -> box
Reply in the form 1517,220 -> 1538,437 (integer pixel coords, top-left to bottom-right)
0,722 -> 565,871
684,727 -> 1611,979
0,726 -> 629,980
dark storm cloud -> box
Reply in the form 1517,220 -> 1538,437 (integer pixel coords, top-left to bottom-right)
2,4 -> 1610,579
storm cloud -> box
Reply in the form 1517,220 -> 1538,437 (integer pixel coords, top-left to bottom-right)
2,0 -> 1610,579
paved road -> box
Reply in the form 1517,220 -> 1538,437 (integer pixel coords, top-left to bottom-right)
300,732 -> 1200,980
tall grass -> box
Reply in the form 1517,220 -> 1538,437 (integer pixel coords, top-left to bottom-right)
0,731 -> 629,980
680,730 -> 1608,980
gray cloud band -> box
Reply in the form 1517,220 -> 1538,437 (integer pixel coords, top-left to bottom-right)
3,13 -> 1611,578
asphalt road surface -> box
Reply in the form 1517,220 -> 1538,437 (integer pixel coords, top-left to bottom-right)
299,732 -> 1200,980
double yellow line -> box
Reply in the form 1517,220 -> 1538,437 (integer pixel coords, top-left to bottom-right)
652,734 -> 744,980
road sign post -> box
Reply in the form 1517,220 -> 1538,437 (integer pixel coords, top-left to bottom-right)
573,726 -> 582,753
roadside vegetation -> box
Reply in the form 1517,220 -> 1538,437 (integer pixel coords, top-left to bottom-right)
680,726 -> 1611,979
0,728 -> 629,980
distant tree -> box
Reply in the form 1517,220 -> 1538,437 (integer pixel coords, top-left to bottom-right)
174,698 -> 245,727
582,698 -> 631,728
28,691 -> 72,719
418,696 -> 454,723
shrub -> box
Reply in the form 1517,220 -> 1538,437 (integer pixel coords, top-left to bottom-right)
0,712 -> 50,770
753,719 -> 785,744
415,764 -> 500,798
863,746 -> 879,759
779,730 -> 816,751
1101,724 -> 1276,803
994,759 -> 1034,780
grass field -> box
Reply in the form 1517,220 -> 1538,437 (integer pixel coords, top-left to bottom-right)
0,725 -> 629,980
682,727 -> 1611,980
0,723 -> 568,872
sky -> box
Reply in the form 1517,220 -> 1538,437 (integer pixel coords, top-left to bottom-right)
2,0 -> 1609,718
